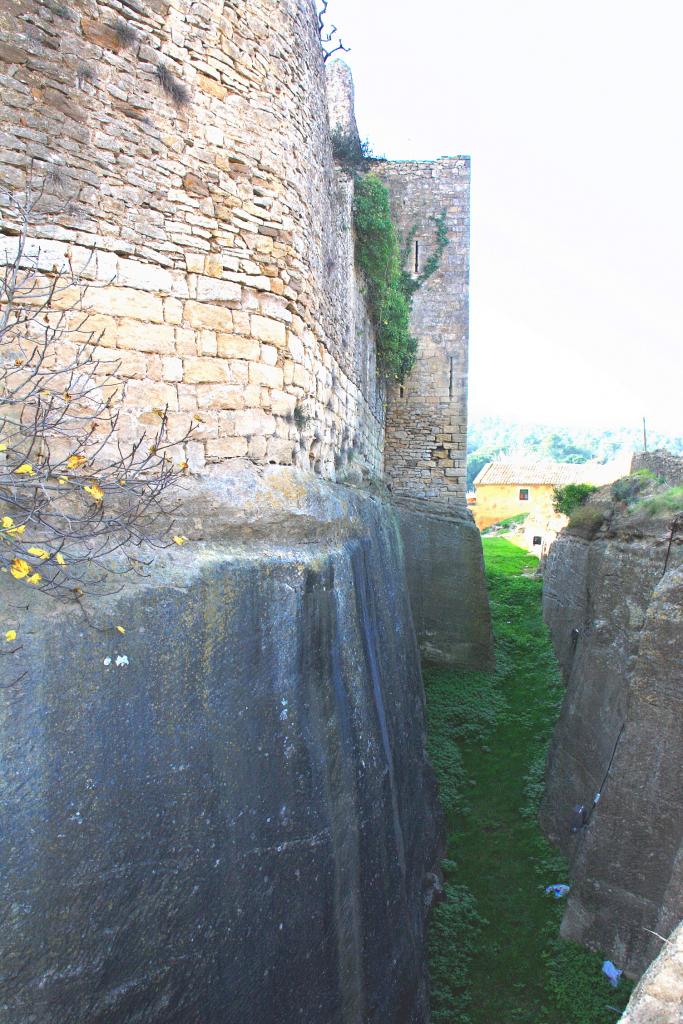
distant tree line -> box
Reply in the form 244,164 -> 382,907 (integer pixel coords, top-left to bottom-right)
466,417 -> 683,491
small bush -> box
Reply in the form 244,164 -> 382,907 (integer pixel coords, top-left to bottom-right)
567,506 -> 605,538
330,129 -> 373,169
634,486 -> 683,517
114,17 -> 137,48
292,403 -> 308,430
156,62 -> 190,107
552,483 -> 598,516
611,469 -> 658,504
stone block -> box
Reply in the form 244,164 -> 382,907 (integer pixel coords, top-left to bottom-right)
196,277 -> 242,304
249,363 -> 283,389
250,315 -> 286,347
117,260 -> 188,297
184,301 -> 233,331
266,438 -> 294,464
205,437 -> 248,459
82,314 -> 118,348
248,435 -> 268,460
195,385 -> 245,410
232,311 -> 251,336
162,356 -> 183,382
125,379 -> 178,411
196,74 -> 228,100
183,357 -> 235,384
84,286 -> 165,323
175,328 -> 197,356
233,409 -> 276,437
217,334 -> 260,360
164,298 -> 184,325
204,254 -> 223,278
117,321 -> 177,355
198,330 -> 218,357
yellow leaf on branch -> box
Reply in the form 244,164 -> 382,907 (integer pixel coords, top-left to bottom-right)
27,572 -> 42,585
84,483 -> 104,503
116,625 -> 125,634
15,464 -> 35,476
55,553 -> 66,566
173,535 -> 188,545
10,558 -> 30,580
5,629 -> 16,642
0,443 -> 7,452
67,454 -> 87,469
27,547 -> 50,560
2,515 -> 27,537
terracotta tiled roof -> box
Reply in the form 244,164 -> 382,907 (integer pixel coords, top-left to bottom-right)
474,459 -> 621,487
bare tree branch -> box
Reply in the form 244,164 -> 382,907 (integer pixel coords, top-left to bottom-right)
317,0 -> 350,62
0,176 -> 193,601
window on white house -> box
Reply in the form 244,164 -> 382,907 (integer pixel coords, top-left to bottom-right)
519,488 -> 529,501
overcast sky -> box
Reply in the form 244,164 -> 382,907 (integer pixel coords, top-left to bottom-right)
326,0 -> 682,434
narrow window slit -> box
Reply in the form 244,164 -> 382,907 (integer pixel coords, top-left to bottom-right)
399,385 -> 405,398
449,356 -> 454,398
414,239 -> 419,274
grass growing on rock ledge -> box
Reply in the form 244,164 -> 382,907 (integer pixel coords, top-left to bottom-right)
425,539 -> 634,1024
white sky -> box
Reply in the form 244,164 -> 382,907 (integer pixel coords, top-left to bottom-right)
327,0 -> 682,434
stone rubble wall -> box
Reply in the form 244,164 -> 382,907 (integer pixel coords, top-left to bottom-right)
631,449 -> 683,487
375,158 -> 470,515
0,0 -> 384,477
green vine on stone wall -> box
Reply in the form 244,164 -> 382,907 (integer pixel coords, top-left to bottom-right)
353,173 -> 448,382
401,210 -> 449,297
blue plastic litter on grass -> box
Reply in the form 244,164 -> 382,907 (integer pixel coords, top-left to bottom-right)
545,883 -> 571,899
602,961 -> 623,988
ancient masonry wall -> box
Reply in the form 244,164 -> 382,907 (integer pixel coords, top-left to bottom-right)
0,0 -> 384,478
376,159 -> 470,514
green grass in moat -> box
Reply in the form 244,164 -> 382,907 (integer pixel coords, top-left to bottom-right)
425,538 -> 633,1024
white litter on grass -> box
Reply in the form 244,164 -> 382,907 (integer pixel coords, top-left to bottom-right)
115,655 -> 129,667
602,961 -> 623,987
103,657 -> 111,666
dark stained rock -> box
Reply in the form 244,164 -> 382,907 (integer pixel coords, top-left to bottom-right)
0,470 -> 442,1024
394,503 -> 493,669
540,507 -> 683,976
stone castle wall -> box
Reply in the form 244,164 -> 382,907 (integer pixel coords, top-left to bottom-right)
376,159 -> 470,514
631,449 -> 683,486
0,0 -> 384,478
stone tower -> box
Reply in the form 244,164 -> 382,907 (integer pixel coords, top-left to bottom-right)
376,159 -> 470,514
374,158 -> 488,667
326,62 -> 489,667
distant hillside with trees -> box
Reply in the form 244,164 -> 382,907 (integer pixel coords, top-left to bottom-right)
467,417 -> 683,490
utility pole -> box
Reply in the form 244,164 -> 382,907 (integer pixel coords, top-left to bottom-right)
642,417 -> 648,452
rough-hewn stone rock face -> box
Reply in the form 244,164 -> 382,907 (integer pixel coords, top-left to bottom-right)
396,504 -> 493,668
541,505 -> 683,976
0,0 -> 384,477
618,923 -> 683,1024
0,468 -> 442,1024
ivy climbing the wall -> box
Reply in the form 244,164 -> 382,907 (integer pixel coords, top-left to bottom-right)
353,173 -> 447,382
